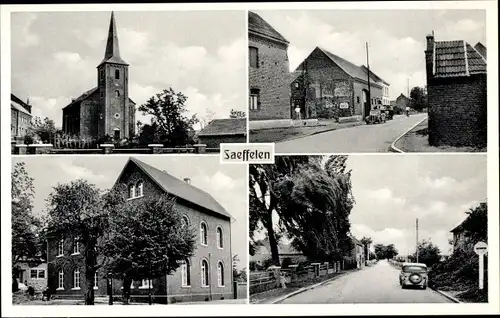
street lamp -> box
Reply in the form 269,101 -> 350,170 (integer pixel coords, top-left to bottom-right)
107,272 -> 113,305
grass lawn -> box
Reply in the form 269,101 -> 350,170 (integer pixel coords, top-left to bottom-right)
395,119 -> 486,153
249,121 -> 363,143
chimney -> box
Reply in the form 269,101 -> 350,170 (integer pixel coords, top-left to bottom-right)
184,178 -> 191,184
425,31 -> 435,83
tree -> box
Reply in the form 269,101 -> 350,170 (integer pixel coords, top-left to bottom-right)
373,243 -> 398,260
385,244 -> 398,259
409,86 -> 428,111
46,180 -> 125,305
249,156 -> 310,265
232,254 -> 247,283
103,194 -> 195,304
414,239 -> 441,267
29,116 -> 57,143
278,156 -> 355,262
11,162 -> 42,291
360,237 -> 373,263
229,109 -> 246,119
138,88 -> 199,147
461,203 -> 487,244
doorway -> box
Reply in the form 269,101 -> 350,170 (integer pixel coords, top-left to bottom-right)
362,89 -> 370,118
114,129 -> 120,141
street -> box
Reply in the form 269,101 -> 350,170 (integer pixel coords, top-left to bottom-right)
278,260 -> 452,304
275,113 -> 427,153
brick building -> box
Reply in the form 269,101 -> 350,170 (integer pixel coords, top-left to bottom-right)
450,202 -> 487,253
248,11 -> 291,121
391,93 -> 410,111
197,118 -> 247,148
11,94 -> 33,142
290,47 -> 383,121
425,33 -> 487,148
47,157 -> 234,303
62,12 -> 136,140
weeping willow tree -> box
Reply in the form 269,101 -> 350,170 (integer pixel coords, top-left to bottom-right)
274,155 -> 355,262
249,156 -> 310,265
249,155 -> 355,265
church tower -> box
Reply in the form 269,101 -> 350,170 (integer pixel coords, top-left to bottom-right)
97,12 -> 132,139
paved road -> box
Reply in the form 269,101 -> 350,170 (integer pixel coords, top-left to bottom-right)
275,114 -> 427,153
279,260 -> 452,304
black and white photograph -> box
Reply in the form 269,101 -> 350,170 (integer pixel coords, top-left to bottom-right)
10,10 -> 247,155
248,10 -> 487,153
249,155 -> 488,304
11,155 -> 248,305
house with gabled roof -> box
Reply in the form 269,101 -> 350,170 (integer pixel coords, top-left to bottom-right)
425,32 -> 487,148
290,47 -> 384,121
197,118 -> 247,148
47,157 -> 234,303
11,93 -> 33,142
62,12 -> 136,140
248,11 -> 291,123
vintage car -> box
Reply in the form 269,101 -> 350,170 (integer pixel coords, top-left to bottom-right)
399,263 -> 428,289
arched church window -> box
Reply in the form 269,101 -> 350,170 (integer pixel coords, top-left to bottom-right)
115,90 -> 120,97
115,69 -> 120,80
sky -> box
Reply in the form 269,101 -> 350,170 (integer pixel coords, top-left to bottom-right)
254,9 -> 486,99
347,154 -> 487,257
12,155 -> 248,269
11,11 -> 246,131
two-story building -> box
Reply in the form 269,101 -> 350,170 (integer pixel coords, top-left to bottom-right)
248,11 -> 292,126
450,202 -> 487,253
11,94 -> 33,143
47,157 -> 234,303
290,47 -> 383,121
425,32 -> 487,148
360,66 -> 390,108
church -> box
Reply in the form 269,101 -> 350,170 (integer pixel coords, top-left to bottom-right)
62,12 -> 136,140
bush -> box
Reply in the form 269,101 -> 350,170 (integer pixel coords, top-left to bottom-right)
281,257 -> 293,269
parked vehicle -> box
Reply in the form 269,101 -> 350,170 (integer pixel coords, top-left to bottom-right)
365,109 -> 386,124
399,263 -> 428,289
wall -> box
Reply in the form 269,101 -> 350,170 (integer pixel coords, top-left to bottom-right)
198,135 -> 246,148
428,74 -> 487,148
11,109 -> 32,139
80,98 -> 100,139
62,103 -> 81,136
353,80 -> 383,117
249,34 -> 291,121
17,262 -> 47,291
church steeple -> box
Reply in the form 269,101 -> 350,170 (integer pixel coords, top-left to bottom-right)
99,11 -> 128,66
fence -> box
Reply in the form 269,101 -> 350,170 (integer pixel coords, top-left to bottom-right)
12,142 -> 218,155
250,261 -> 346,295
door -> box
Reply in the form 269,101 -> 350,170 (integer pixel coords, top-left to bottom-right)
114,129 -> 120,140
362,89 -> 370,118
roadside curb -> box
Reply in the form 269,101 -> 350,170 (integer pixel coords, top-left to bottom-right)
431,287 -> 462,303
270,272 -> 350,304
389,115 -> 428,153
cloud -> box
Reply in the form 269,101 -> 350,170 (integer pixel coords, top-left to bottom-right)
14,13 -> 40,47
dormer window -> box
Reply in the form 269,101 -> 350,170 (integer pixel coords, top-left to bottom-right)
115,69 -> 120,80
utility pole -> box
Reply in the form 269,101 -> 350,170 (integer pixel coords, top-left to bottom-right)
416,218 -> 419,263
366,42 -> 371,112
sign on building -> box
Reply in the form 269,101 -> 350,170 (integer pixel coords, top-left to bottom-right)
339,102 -> 349,109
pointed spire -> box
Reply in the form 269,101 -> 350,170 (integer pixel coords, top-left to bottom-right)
99,11 -> 128,66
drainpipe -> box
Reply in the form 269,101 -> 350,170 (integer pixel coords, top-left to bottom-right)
208,253 -> 212,301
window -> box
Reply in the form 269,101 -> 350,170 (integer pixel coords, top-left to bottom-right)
181,260 -> 191,287
100,69 -> 104,80
181,215 -> 190,228
200,222 -> 208,245
94,272 -> 99,290
100,90 -> 104,98
217,262 -> 224,287
115,90 -> 120,97
357,96 -> 360,104
216,227 -> 223,249
30,270 -> 38,279
201,260 -> 209,287
57,239 -> 64,256
136,182 -> 143,197
73,268 -> 81,289
58,269 -> 64,290
140,279 -> 153,289
249,89 -> 260,110
30,269 -> 45,279
294,82 -> 299,89
128,184 -> 135,199
115,69 -> 120,79
249,46 -> 259,68
73,237 -> 80,254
